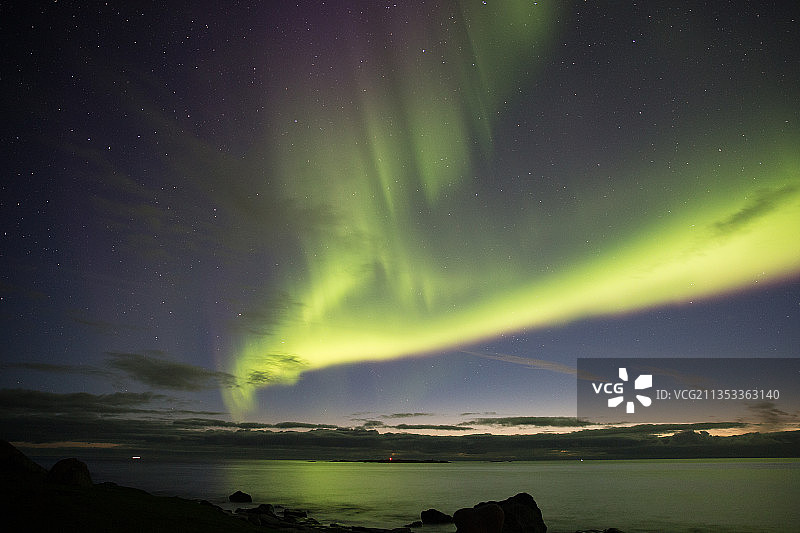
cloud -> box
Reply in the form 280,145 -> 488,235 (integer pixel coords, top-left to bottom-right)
358,419 -> 472,432
0,389 -> 219,446
244,353 -> 308,386
393,424 -> 474,431
464,416 -> 593,428
348,414 -> 438,428
2,352 -> 242,392
171,418 -> 241,428
0,388 -> 172,415
169,418 -> 338,430
746,401 -> 800,432
381,412 -> 433,419
106,351 -> 238,391
463,351 -> 606,381
713,185 -> 798,237
269,422 -> 339,429
463,351 -> 578,374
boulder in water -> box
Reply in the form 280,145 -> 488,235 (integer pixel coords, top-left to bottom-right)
454,503 -> 504,533
488,493 -> 546,533
421,508 -> 453,524
228,490 -> 252,502
460,493 -> 545,533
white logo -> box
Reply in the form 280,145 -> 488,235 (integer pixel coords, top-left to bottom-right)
607,367 -> 652,413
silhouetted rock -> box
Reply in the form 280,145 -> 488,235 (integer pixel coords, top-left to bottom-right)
255,503 -> 277,516
0,442 -> 295,531
284,508 -> 309,520
454,503 -> 504,533
228,489 -> 252,502
236,502 -> 278,518
46,457 -> 93,487
0,440 -> 47,485
257,513 -> 285,527
404,521 -> 423,528
467,493 -> 545,533
421,508 -> 453,524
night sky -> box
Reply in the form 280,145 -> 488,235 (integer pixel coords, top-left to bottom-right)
2,1 -> 799,445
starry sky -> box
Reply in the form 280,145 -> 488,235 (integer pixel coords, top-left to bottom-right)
2,1 -> 800,445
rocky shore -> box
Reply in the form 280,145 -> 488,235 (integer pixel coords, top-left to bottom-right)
1,440 -> 624,533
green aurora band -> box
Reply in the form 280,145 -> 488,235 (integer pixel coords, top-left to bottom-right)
223,2 -> 800,417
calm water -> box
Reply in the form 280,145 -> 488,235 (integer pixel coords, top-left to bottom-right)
42,458 -> 800,533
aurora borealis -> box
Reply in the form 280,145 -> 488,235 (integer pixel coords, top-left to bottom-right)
2,1 -> 799,439
224,1 -> 800,416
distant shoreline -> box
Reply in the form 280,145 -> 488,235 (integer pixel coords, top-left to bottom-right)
329,459 -> 450,463
12,427 -> 800,462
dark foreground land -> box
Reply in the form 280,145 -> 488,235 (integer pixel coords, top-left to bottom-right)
1,440 -> 623,533
1,439 -> 261,532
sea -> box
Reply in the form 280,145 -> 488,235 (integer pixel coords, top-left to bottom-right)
34,457 -> 800,533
